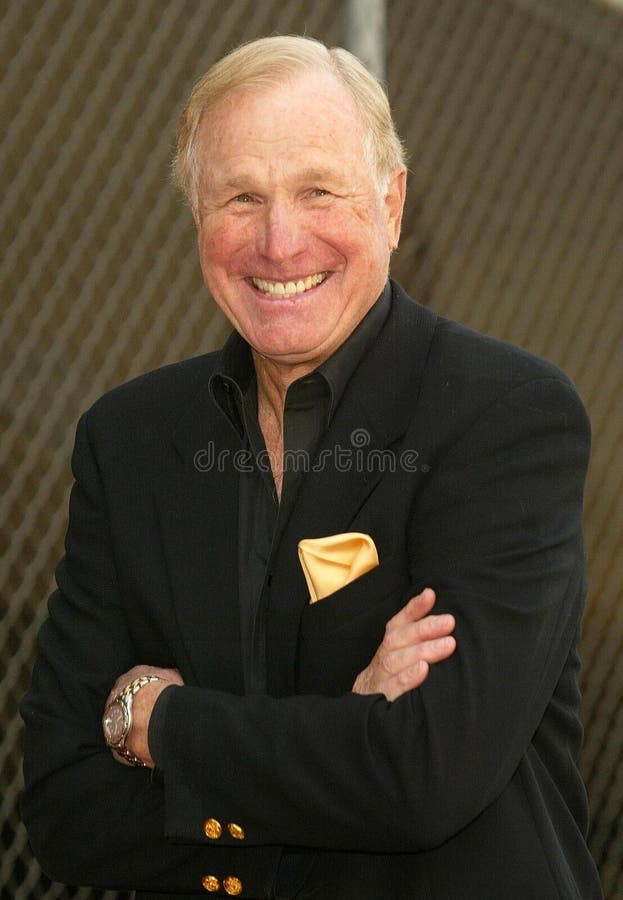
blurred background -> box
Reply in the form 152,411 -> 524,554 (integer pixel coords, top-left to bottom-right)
2,0 -> 622,896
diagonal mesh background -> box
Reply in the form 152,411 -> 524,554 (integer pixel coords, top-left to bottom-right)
1,0 -> 621,896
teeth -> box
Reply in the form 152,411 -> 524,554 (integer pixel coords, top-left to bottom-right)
252,272 -> 327,297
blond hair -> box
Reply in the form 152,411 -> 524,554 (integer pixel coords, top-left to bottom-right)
173,35 -> 406,209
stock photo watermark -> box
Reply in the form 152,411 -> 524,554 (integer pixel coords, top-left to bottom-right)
193,428 -> 430,475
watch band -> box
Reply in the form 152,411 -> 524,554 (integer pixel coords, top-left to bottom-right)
104,674 -> 160,767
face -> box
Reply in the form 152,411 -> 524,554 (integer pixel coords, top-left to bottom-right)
193,70 -> 406,373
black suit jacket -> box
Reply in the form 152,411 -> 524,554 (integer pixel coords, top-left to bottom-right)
21,281 -> 602,898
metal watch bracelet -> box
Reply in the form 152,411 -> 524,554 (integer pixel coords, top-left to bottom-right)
103,674 -> 161,767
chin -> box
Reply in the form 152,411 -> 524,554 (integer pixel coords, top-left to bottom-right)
251,334 -> 330,366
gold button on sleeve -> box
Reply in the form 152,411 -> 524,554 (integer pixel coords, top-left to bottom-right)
203,818 -> 223,840
227,822 -> 245,840
201,874 -> 220,892
223,875 -> 243,895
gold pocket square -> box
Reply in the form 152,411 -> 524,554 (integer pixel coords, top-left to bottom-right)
298,532 -> 379,603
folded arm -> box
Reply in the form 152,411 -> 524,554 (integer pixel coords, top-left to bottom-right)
110,587 -> 455,768
145,375 -> 590,851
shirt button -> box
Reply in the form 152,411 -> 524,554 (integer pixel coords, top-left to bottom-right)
227,822 -> 245,840
203,818 -> 223,840
223,875 -> 243,895
201,874 -> 220,892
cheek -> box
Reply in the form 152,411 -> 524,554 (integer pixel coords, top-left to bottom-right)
198,223 -> 246,281
315,205 -> 387,259
202,222 -> 232,258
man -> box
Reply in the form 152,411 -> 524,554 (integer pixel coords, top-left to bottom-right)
21,35 -> 602,899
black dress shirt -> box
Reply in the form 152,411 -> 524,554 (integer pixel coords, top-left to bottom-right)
208,283 -> 391,694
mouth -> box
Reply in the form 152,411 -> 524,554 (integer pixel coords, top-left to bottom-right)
251,272 -> 328,298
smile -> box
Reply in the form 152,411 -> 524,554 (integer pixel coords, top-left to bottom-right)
251,272 -> 327,297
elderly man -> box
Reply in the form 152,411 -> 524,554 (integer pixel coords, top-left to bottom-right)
21,35 -> 602,900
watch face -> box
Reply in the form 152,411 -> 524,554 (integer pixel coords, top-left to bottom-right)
102,700 -> 127,746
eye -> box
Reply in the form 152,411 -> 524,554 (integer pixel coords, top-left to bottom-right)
233,193 -> 255,203
311,188 -> 329,198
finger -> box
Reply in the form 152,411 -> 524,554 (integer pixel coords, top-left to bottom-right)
406,612 -> 456,643
379,633 -> 456,680
400,634 -> 456,667
383,613 -> 455,656
385,633 -> 457,701
386,588 -> 436,632
384,660 -> 429,700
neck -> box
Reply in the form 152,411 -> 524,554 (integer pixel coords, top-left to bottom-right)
252,353 -> 317,500
252,352 -> 316,424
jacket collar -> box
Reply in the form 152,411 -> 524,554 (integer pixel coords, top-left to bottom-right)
264,281 -> 438,693
159,281 -> 438,691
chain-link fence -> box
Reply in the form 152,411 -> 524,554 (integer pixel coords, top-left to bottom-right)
2,0 -> 622,896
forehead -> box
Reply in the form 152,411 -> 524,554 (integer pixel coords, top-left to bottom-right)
196,71 -> 369,182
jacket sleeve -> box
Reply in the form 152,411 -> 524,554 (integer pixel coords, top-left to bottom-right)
20,412 -> 282,893
152,374 -> 591,851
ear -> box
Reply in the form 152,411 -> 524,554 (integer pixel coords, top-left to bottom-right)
384,167 -> 407,250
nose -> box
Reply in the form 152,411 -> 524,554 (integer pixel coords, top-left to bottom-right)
257,198 -> 307,263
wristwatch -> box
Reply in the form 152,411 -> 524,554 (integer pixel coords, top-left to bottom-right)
102,674 -> 160,766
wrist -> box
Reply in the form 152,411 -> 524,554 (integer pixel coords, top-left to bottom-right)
102,674 -> 161,766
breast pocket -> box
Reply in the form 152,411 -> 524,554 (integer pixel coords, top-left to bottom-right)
295,558 -> 410,695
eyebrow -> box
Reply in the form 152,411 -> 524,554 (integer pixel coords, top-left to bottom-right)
295,167 -> 341,183
219,167 -> 341,192
221,176 -> 254,191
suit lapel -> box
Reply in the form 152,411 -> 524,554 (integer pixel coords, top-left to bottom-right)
155,389 -> 245,691
151,285 -> 438,696
265,283 -> 438,694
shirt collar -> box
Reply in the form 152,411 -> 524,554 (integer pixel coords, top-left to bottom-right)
316,280 -> 391,421
209,280 -> 391,429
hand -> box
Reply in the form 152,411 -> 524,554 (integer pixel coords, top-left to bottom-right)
352,589 -> 455,701
105,665 -> 184,768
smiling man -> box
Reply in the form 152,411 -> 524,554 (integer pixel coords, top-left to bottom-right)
21,36 -> 602,900
192,71 -> 402,367
189,64 -> 405,499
